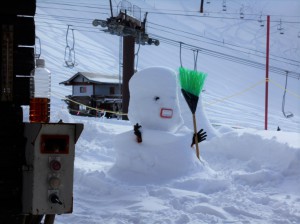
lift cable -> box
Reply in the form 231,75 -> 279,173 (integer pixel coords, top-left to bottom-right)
37,1 -> 300,18
158,36 -> 300,79
146,11 -> 300,24
34,14 -> 300,67
147,22 -> 300,67
36,21 -> 300,79
153,34 -> 300,79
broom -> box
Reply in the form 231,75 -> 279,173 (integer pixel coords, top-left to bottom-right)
179,67 -> 207,160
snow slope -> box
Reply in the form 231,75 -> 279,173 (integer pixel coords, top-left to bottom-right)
28,0 -> 300,223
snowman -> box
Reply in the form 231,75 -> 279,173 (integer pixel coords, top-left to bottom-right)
108,66 -> 216,184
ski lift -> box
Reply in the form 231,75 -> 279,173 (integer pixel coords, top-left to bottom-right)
282,71 -> 294,118
64,25 -> 76,68
222,0 -> 227,11
240,6 -> 244,19
277,19 -> 284,35
206,0 -> 210,4
258,13 -> 264,27
93,0 -> 159,46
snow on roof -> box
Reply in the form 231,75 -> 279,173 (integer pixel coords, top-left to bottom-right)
60,72 -> 121,85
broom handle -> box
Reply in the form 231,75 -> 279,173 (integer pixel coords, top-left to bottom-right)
192,113 -> 200,159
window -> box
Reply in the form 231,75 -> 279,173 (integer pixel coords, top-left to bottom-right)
110,87 -> 115,95
80,86 -> 87,93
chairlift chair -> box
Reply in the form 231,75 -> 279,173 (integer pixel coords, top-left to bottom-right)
240,6 -> 244,19
258,14 -> 264,27
222,0 -> 226,11
282,72 -> 294,118
277,19 -> 284,34
240,12 -> 244,19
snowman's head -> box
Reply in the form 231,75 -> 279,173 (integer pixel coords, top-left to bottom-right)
128,66 -> 183,132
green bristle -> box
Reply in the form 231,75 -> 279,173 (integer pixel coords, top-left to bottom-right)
179,67 -> 207,96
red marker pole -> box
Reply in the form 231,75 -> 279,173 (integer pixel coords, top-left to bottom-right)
265,15 -> 270,130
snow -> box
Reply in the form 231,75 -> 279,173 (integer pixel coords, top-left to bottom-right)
30,0 -> 300,223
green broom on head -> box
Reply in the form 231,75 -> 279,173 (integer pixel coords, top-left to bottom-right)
179,67 -> 207,160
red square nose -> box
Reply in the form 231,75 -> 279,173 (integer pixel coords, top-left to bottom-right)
160,108 -> 173,118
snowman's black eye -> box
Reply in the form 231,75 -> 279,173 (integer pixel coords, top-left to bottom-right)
154,96 -> 160,101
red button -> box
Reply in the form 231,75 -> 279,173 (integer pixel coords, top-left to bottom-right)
50,160 -> 61,171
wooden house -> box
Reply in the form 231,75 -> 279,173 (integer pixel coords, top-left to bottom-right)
60,72 -> 122,118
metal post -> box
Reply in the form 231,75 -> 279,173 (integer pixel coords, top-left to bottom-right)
200,0 -> 204,13
109,0 -> 113,17
265,15 -> 270,130
44,214 -> 55,224
122,36 -> 135,120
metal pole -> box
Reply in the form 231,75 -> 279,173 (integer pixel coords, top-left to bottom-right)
265,15 -> 270,130
119,36 -> 123,94
122,36 -> 135,120
109,0 -> 113,17
200,0 -> 204,13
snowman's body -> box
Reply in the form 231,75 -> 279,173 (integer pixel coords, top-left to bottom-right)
109,67 -> 213,183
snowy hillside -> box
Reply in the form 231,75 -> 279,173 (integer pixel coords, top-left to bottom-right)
28,0 -> 300,223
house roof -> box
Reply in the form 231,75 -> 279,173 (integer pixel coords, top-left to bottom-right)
60,72 -> 121,85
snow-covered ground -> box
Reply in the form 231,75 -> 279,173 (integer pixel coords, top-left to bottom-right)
27,0 -> 300,223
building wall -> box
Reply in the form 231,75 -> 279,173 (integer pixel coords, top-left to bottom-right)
73,85 -> 93,96
71,82 -> 121,97
95,84 -> 120,95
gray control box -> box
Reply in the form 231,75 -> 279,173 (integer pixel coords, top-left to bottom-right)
22,122 -> 83,215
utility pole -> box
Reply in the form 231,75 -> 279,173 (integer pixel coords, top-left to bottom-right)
122,36 -> 135,120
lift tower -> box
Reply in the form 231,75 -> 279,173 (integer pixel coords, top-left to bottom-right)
93,0 -> 159,119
